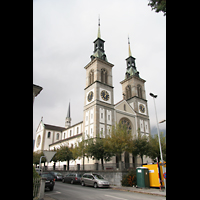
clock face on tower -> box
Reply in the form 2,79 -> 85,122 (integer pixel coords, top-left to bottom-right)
139,104 -> 145,113
101,90 -> 109,101
87,91 -> 93,102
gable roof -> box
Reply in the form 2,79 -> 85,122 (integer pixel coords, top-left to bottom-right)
44,124 -> 67,132
114,99 -> 136,115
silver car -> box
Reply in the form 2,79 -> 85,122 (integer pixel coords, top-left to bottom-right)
81,173 -> 110,188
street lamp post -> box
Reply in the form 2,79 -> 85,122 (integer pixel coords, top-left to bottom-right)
149,93 -> 166,192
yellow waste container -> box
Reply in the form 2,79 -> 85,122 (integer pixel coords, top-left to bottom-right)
142,163 -> 165,188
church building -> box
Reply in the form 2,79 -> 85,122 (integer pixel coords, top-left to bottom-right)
34,20 -> 151,170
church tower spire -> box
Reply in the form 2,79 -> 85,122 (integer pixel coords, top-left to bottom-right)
97,15 -> 101,38
65,102 -> 71,128
125,36 -> 140,79
128,36 -> 132,57
90,16 -> 108,62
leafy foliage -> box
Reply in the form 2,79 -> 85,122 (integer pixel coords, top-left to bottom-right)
108,122 -> 133,159
148,132 -> 166,162
130,129 -> 150,164
33,165 -> 40,178
148,0 -> 166,16
87,133 -> 114,170
121,170 -> 137,187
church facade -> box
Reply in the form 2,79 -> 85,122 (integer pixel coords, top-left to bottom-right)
34,21 -> 151,169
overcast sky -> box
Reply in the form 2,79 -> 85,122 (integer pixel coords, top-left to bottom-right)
33,0 -> 166,140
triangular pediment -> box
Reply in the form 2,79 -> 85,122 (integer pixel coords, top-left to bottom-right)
36,120 -> 44,133
114,99 -> 136,115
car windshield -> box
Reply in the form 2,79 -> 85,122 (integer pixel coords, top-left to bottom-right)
57,173 -> 62,176
77,174 -> 82,177
93,174 -> 104,179
41,173 -> 54,179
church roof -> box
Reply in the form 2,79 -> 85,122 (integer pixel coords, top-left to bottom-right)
44,124 -> 67,132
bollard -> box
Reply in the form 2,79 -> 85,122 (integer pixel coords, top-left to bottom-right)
38,177 -> 46,199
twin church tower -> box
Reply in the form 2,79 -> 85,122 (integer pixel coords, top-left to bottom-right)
34,18 -> 151,167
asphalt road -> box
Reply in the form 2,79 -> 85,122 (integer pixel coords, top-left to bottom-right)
45,181 -> 166,200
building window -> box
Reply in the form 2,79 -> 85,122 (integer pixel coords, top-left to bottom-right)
108,115 -> 110,120
119,117 -> 132,134
89,69 -> 94,85
124,104 -> 126,111
137,84 -> 142,98
77,127 -> 79,134
56,133 -> 59,140
70,130 -> 72,137
47,132 -> 51,138
125,85 -> 131,100
101,68 -> 107,84
101,113 -> 103,119
63,132 -> 65,139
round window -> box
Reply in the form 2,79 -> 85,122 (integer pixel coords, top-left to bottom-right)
36,135 -> 41,147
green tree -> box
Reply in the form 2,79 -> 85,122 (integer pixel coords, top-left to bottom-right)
148,0 -> 166,16
33,151 -> 46,167
73,135 -> 89,170
130,129 -> 150,164
56,145 -> 73,170
148,132 -> 166,162
87,133 -> 113,170
108,122 -> 132,163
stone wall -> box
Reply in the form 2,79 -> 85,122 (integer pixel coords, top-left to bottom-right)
53,170 -> 128,186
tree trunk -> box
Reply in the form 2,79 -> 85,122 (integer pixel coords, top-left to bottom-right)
141,155 -> 143,165
101,157 -> 104,170
82,156 -> 85,170
67,159 -> 69,170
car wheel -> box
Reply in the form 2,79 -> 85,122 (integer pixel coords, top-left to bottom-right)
94,182 -> 98,188
71,179 -> 74,184
81,181 -> 85,186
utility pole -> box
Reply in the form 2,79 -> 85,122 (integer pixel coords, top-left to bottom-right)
149,93 -> 166,192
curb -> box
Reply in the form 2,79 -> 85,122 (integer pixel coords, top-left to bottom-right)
111,187 -> 166,197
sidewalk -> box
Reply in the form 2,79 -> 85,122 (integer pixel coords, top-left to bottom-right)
111,186 -> 166,197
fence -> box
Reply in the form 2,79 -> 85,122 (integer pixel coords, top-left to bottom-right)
33,178 -> 41,199
42,162 -> 142,172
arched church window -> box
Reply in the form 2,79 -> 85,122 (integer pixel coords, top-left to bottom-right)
137,84 -> 142,98
125,85 -> 131,100
89,69 -> 94,85
101,68 -> 107,84
119,117 -> 132,133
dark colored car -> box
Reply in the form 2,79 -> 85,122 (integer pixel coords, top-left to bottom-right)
49,172 -> 63,181
62,173 -> 82,184
81,173 -> 110,188
41,172 -> 55,191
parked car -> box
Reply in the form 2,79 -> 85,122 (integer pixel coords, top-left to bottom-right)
62,173 -> 82,184
81,173 -> 110,188
41,172 -> 55,191
49,172 -> 63,181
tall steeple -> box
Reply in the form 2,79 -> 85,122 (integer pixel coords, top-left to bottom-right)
128,36 -> 132,57
97,16 -> 101,38
125,37 -> 140,79
90,16 -> 108,62
65,102 -> 71,128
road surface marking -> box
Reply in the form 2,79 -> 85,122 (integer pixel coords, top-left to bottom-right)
105,195 -> 128,200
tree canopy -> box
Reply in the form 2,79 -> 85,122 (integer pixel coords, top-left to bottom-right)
148,0 -> 166,16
